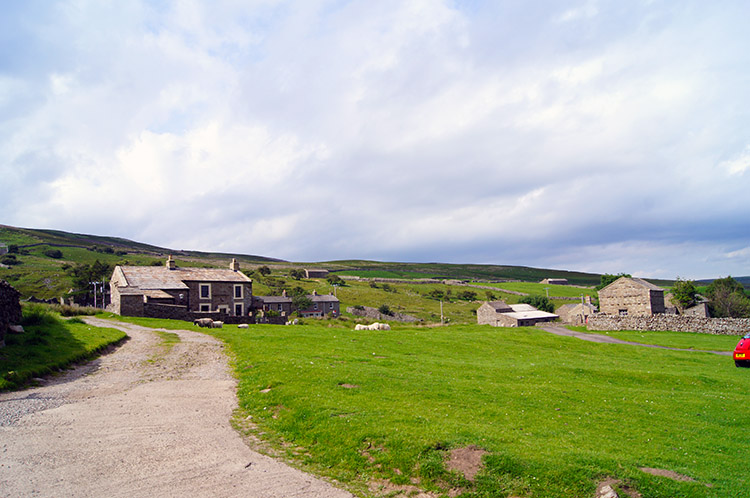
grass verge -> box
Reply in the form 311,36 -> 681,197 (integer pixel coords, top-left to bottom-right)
202,322 -> 748,498
0,305 -> 126,390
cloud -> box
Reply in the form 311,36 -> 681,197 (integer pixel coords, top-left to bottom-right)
1,0 -> 750,279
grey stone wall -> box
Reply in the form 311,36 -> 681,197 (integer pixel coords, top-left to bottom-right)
143,303 -> 254,324
346,306 -> 420,323
0,280 -> 22,347
587,314 -> 750,335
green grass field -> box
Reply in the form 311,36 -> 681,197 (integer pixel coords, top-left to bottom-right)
0,306 -> 127,390
190,321 -> 749,498
471,281 -> 598,299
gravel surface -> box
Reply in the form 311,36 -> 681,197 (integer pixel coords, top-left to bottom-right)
0,318 -> 354,498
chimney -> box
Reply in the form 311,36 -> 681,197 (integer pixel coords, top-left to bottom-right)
312,290 -> 318,296
282,289 -> 287,297
230,258 -> 240,271
584,295 -> 591,305
166,255 -> 176,270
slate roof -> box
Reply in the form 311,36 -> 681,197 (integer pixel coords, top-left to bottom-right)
117,265 -> 251,290
600,277 -> 664,293
505,303 -> 558,321
486,300 -> 513,313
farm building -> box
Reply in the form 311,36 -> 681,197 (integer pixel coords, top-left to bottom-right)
556,302 -> 597,325
253,291 -> 293,317
304,269 -> 329,279
598,277 -> 665,316
298,290 -> 339,317
477,300 -> 558,327
110,256 -> 253,319
540,278 -> 568,285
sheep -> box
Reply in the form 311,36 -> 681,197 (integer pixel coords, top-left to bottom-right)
238,324 -> 249,329
194,318 -> 213,328
211,321 -> 224,328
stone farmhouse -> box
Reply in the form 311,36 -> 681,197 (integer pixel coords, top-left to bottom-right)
598,277 -> 665,316
253,291 -> 293,318
299,290 -> 339,317
110,257 -> 253,320
253,289 -> 340,319
477,300 -> 558,327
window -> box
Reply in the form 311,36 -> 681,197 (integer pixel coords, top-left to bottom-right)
234,285 -> 243,299
200,284 -> 211,299
235,303 -> 243,316
619,309 -> 628,316
329,303 -> 334,309
314,303 -> 318,310
277,304 -> 283,311
200,304 -> 210,312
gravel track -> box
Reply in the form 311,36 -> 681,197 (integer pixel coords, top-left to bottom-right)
0,318 -> 354,498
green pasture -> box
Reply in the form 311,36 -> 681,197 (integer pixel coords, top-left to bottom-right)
576,327 -> 741,351
472,281 -> 597,299
334,269 -> 447,279
193,320 -> 749,498
0,306 -> 126,390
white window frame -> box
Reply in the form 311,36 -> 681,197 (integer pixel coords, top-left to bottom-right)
234,284 -> 243,299
199,283 -> 211,300
234,303 -> 243,316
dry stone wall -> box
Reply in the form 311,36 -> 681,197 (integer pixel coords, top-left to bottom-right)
346,306 -> 420,323
587,314 -> 750,335
0,280 -> 22,347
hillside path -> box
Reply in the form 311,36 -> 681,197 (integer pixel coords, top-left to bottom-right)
538,324 -> 732,356
0,318 -> 354,498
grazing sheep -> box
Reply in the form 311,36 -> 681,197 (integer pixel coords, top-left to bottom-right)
211,321 -> 224,328
238,324 -> 249,329
354,324 -> 367,330
194,318 -> 213,328
354,323 -> 391,331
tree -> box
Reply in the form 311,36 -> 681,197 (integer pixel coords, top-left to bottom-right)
519,295 -> 554,313
670,278 -> 697,310
7,244 -> 18,254
326,274 -> 345,286
257,266 -> 271,276
706,276 -> 750,318
67,260 -> 112,305
596,273 -> 632,291
290,269 -> 305,280
289,286 -> 312,312
457,290 -> 477,301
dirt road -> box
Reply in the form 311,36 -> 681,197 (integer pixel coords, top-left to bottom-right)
0,318 -> 354,498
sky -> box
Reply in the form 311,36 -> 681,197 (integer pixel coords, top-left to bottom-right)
1,0 -> 749,280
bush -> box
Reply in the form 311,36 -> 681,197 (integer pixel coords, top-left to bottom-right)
44,249 -> 63,259
378,304 -> 393,316
519,295 -> 554,313
1,254 -> 21,265
49,303 -> 99,316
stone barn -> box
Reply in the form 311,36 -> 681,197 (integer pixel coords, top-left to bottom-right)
477,300 -> 558,327
598,277 -> 665,316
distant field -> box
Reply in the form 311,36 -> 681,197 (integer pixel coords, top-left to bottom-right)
194,321 -> 748,498
334,269 -> 446,279
472,281 -> 597,299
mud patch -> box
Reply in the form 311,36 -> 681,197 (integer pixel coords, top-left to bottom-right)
339,383 -> 359,389
368,478 -> 437,498
596,478 -> 642,498
639,467 -> 697,482
446,445 -> 487,481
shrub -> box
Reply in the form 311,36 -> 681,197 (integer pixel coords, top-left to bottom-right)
44,249 -> 63,259
378,304 -> 393,316
1,254 -> 21,265
66,317 -> 86,324
519,295 -> 554,313
21,304 -> 59,327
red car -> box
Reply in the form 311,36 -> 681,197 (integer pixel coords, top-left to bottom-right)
734,333 -> 750,367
